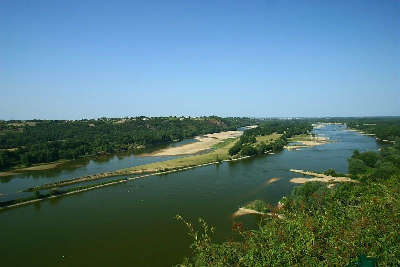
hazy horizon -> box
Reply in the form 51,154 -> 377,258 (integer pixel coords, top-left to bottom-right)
1,0 -> 399,119
2,115 -> 400,121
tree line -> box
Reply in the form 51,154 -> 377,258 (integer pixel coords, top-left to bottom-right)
345,117 -> 400,142
0,116 -> 258,170
229,120 -> 313,156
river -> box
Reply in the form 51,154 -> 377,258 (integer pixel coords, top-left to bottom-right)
0,124 -> 379,266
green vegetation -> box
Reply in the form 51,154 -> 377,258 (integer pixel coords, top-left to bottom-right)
229,120 -> 312,156
349,147 -> 400,182
345,117 -> 400,143
287,134 -> 313,142
178,119 -> 400,266
0,117 -> 257,170
323,168 -> 347,177
243,199 -> 271,213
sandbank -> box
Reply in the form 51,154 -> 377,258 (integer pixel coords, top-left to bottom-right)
289,169 -> 358,184
146,130 -> 243,156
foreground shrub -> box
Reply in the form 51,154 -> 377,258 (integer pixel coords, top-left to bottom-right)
178,179 -> 400,266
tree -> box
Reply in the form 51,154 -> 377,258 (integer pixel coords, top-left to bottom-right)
240,145 -> 257,156
358,151 -> 379,168
229,142 -> 242,156
0,151 -> 9,169
348,158 -> 367,176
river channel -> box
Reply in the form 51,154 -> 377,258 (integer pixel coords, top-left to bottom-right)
0,124 -> 378,266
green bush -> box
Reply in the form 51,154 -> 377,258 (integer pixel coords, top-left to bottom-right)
357,151 -> 380,168
228,142 -> 242,156
348,158 -> 368,176
179,179 -> 400,266
244,199 -> 269,213
240,145 -> 257,156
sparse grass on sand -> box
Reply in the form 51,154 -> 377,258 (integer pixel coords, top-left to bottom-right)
0,171 -> 18,177
256,133 -> 282,143
0,160 -> 67,177
286,134 -> 329,150
146,130 -> 243,156
287,134 -> 312,142
121,138 -> 237,173
289,169 -> 359,184
18,161 -> 67,171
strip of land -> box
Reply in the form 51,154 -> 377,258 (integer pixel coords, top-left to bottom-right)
3,155 -> 257,210
23,133 -> 282,193
0,160 -> 68,177
232,208 -> 264,217
22,137 -> 241,191
289,169 -> 359,184
285,134 -> 330,150
232,208 -> 283,219
346,128 -> 376,136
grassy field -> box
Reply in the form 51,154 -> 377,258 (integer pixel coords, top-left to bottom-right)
287,134 -> 312,142
255,133 -> 282,143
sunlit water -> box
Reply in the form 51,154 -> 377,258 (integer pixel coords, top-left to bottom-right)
0,125 -> 379,266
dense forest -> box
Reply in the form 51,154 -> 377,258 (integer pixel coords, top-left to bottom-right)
0,116 -> 257,170
229,120 -> 313,156
179,118 -> 400,266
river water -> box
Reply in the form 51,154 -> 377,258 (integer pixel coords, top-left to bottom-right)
0,124 -> 378,266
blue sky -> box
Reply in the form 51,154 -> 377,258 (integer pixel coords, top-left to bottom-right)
1,0 -> 399,119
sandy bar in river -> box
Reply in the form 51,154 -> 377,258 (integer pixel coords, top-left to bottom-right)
289,169 -> 359,184
232,208 -> 284,219
285,135 -> 330,150
147,130 -> 243,156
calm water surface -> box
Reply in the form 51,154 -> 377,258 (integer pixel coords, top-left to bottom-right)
0,125 -> 378,266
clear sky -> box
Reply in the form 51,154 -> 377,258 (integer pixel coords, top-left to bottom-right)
1,0 -> 399,119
